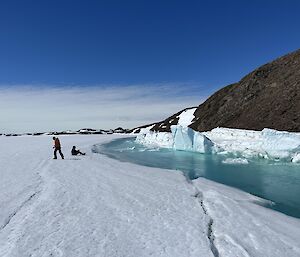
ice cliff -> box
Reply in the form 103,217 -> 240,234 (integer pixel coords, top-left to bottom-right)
136,109 -> 300,162
136,108 -> 214,153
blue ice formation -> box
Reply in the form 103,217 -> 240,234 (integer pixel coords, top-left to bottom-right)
171,125 -> 213,153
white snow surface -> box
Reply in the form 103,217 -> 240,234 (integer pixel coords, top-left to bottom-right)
0,135 -> 300,257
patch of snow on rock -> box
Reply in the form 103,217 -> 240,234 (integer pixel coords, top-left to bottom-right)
177,108 -> 197,127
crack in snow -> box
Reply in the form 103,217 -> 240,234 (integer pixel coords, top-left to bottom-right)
0,160 -> 46,231
0,191 -> 40,231
193,190 -> 219,257
183,174 -> 219,257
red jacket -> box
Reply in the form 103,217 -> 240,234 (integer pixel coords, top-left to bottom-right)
54,138 -> 61,148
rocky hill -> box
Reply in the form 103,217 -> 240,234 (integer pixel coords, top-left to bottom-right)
134,48 -> 300,133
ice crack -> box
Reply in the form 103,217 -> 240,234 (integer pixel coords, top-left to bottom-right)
193,191 -> 219,257
0,160 -> 46,231
0,190 -> 40,231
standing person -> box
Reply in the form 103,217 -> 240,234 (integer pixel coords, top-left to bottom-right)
53,137 -> 64,159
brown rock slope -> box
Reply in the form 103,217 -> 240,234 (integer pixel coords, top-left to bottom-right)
190,49 -> 300,132
132,49 -> 300,133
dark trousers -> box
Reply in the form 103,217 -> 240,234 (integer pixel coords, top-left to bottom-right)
72,150 -> 85,156
54,147 -> 64,159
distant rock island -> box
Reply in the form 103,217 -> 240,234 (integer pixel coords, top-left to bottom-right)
133,48 -> 300,133
2,127 -> 129,137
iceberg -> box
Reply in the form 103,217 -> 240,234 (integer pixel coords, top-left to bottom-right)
171,125 -> 214,153
136,125 -> 214,154
203,127 -> 300,161
171,126 -> 194,151
136,131 -> 174,148
260,128 -> 300,159
137,126 -> 300,162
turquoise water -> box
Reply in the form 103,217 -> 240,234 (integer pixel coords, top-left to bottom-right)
94,137 -> 300,218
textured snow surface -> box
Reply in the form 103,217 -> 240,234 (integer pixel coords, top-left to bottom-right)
193,179 -> 300,257
136,131 -> 174,148
0,135 -> 299,257
204,127 -> 300,160
135,124 -> 155,134
0,135 -> 212,257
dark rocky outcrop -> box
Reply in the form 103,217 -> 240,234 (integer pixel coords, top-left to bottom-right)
190,49 -> 300,132
113,127 -> 130,133
134,48 -> 300,133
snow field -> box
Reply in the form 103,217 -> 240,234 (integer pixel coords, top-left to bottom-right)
0,135 -> 299,257
0,135 -> 213,257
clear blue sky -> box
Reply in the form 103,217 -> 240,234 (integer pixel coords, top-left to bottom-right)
0,0 -> 300,88
1,0 -> 300,132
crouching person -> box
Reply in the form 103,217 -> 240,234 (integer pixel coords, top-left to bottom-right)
71,146 -> 86,156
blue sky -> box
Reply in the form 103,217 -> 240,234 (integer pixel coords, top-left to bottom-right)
1,0 -> 300,132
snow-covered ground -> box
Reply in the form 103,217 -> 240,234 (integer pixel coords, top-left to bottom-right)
0,135 -> 300,257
